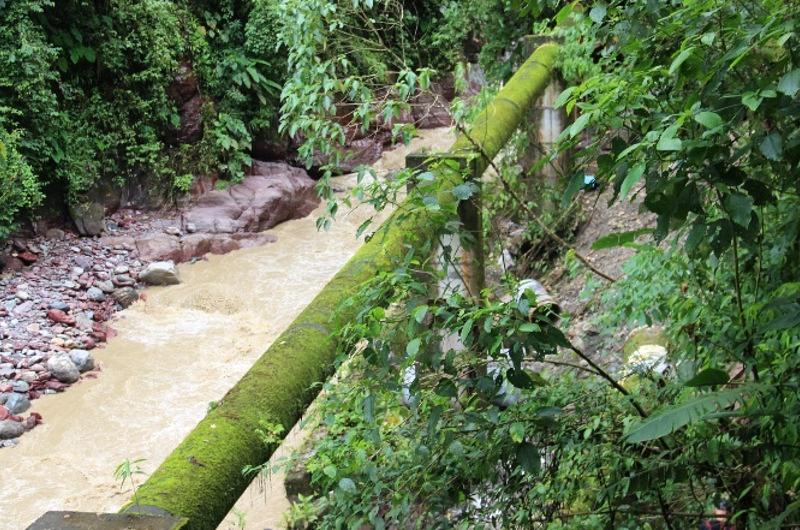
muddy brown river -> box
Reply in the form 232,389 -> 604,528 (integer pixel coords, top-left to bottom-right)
0,129 -> 454,530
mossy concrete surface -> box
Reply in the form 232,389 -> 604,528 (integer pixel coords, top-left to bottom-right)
123,43 -> 557,530
27,511 -> 187,530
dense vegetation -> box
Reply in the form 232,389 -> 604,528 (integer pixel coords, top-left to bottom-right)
0,0 -> 477,238
261,1 -> 800,529
1,0 -> 285,229
3,0 -> 799,528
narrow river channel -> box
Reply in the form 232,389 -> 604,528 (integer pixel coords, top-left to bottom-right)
1,128 -> 454,530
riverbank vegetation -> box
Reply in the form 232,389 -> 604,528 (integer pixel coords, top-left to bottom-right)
267,1 -> 800,528
0,0 -> 467,238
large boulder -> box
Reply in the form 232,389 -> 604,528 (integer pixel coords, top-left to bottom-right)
0,420 -> 24,440
336,138 -> 385,173
47,354 -> 81,384
178,232 -> 277,262
69,202 -> 106,236
69,349 -> 95,372
112,287 -> 139,308
136,233 -> 182,262
4,393 -> 30,415
139,261 -> 180,286
181,162 -> 319,234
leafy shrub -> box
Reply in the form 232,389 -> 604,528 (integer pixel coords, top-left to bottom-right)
0,126 -> 42,238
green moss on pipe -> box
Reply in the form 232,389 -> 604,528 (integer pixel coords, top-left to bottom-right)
124,42 -> 557,530
452,42 -> 558,176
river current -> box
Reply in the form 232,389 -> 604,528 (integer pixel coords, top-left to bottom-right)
1,128 -> 454,530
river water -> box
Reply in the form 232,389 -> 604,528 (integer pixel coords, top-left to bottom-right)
0,128 -> 454,530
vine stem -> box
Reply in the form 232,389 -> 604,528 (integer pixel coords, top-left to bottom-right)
454,123 -> 617,283
567,343 -> 648,419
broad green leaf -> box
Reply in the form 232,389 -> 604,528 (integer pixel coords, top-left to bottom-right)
460,318 -> 474,345
694,111 -> 723,129
684,368 -> 729,387
412,305 -> 428,324
452,182 -> 477,201
619,163 -> 645,199
355,218 -> 373,238
777,69 -> 800,97
592,228 -> 653,250
741,92 -> 762,111
406,338 -> 421,357
589,4 -> 607,23
759,133 -> 783,161
724,193 -> 753,227
657,125 -> 682,152
515,442 -> 541,474
561,173 -> 584,208
765,303 -> 800,331
555,86 -> 576,109
668,47 -> 694,75
362,394 -> 375,423
507,368 -> 534,389
554,3 -> 574,25
624,389 -> 744,443
323,464 -> 337,478
685,222 -> 706,253
509,422 -> 525,443
569,113 -> 592,138
657,136 -> 682,151
700,32 -> 716,45
338,477 -> 356,493
616,142 -> 642,160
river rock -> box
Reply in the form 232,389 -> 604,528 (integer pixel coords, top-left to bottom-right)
139,261 -> 180,285
335,137 -> 385,173
69,349 -> 94,372
86,286 -> 106,302
18,251 -> 38,265
49,301 -> 69,312
112,287 -> 138,308
113,274 -> 135,287
13,301 -> 33,315
47,309 -> 75,326
69,201 -> 106,236
96,280 -> 115,293
0,420 -> 24,440
5,393 -> 30,415
45,228 -> 66,240
135,233 -> 182,262
181,162 -> 319,234
46,354 -> 80,384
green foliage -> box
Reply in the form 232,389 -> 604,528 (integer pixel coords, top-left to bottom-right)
0,0 -> 286,238
114,457 -> 148,505
0,126 -> 42,239
259,1 -> 800,528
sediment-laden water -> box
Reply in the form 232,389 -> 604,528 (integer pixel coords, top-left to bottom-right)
0,129 -> 454,530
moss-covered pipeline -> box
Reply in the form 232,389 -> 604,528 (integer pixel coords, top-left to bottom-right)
124,43 -> 557,530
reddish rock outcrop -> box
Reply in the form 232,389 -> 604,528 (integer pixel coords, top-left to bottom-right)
181,161 -> 319,234
133,232 -> 278,263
